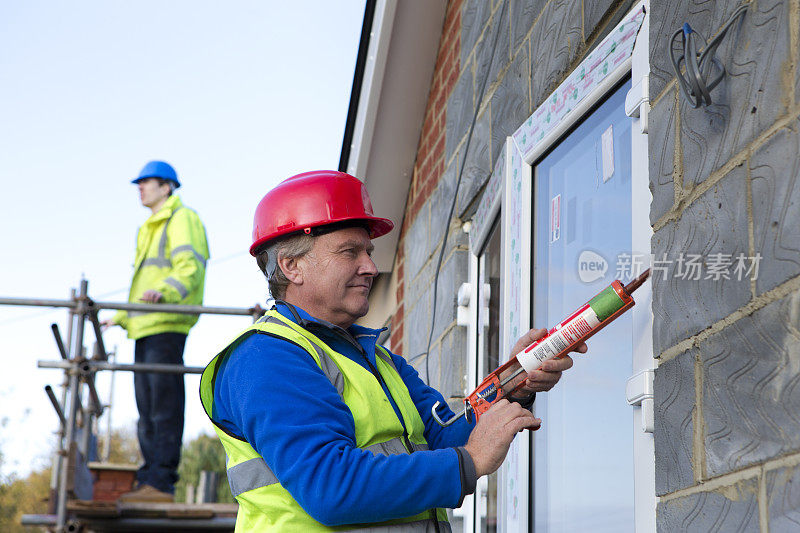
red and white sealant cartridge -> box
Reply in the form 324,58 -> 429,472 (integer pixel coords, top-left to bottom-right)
431,268 -> 651,427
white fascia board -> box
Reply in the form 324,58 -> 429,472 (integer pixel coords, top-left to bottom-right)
346,0 -> 448,272
347,0 -> 396,181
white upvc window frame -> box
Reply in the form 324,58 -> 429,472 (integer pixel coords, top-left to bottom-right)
465,2 -> 654,531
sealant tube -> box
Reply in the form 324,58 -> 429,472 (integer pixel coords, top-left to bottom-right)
517,279 -> 634,373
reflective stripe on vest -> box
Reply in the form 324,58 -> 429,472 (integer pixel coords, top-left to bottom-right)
140,207 -> 182,269
200,310 -> 449,531
228,457 -> 277,498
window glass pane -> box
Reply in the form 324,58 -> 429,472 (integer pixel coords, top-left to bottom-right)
532,80 -> 634,532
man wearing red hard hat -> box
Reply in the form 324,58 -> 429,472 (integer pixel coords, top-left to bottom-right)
200,170 -> 577,531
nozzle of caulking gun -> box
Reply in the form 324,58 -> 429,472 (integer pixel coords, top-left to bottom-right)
624,267 -> 651,294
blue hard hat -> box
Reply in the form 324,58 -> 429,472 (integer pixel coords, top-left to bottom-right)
132,160 -> 181,188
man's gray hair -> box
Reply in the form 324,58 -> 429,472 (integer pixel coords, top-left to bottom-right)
255,233 -> 315,300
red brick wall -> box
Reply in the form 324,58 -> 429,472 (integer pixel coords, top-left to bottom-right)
91,468 -> 136,502
389,0 -> 462,355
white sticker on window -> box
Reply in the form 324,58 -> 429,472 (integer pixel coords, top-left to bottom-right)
550,194 -> 561,243
601,124 -> 614,182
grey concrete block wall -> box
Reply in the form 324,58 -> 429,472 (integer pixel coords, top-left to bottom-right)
509,0 -> 544,54
457,106 -> 492,217
460,0 -> 493,65
474,0 -> 511,98
751,123 -> 800,295
653,349 -> 695,496
437,325 -> 469,402
490,41 -> 529,165
445,67 -> 475,164
430,161 -> 458,252
656,477 -> 760,533
431,250 -> 468,343
679,0 -> 791,188
582,1 -> 618,41
651,165 -> 751,355
647,91 -> 678,224
528,0 -> 583,107
404,199 -> 431,280
648,0 -> 800,529
767,464 -> 800,530
405,287 -> 432,366
702,292 -> 800,478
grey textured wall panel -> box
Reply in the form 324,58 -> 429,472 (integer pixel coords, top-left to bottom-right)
425,332 -> 443,390
430,162 -> 458,253
475,2 -> 511,98
406,288 -> 432,366
702,292 -> 800,477
529,0 -> 583,108
404,201 -> 431,281
654,350 -> 696,496
509,0 -> 545,54
457,107 -> 492,217
431,251 -> 468,343
648,91 -> 678,224
680,0 -> 790,187
406,257 -> 435,312
461,0 -> 493,64
767,464 -> 800,531
651,166 -> 750,354
796,17 -> 800,107
656,478 -> 760,533
446,70 -> 476,165
583,0 -> 617,40
751,124 -> 800,295
436,325 -> 469,401
490,43 -> 530,166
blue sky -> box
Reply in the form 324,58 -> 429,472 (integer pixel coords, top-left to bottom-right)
0,0 -> 365,477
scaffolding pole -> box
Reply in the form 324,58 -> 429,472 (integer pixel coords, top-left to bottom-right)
2,277 -> 260,533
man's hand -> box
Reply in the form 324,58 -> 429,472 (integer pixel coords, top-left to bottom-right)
463,399 -> 540,477
100,319 -> 117,331
507,328 -> 587,397
140,290 -> 164,303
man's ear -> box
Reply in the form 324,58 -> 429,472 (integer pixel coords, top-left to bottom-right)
277,254 -> 303,285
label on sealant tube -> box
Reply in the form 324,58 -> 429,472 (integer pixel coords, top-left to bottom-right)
517,304 -> 601,372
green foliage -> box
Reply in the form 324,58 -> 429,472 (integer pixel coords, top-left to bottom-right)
102,426 -> 142,465
0,466 -> 51,533
176,433 -> 233,503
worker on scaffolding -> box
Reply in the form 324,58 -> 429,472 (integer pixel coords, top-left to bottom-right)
200,170 -> 581,530
103,160 -> 210,503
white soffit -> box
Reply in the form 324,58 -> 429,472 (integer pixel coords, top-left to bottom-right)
346,0 -> 448,271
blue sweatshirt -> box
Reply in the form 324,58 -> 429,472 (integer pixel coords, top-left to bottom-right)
210,302 -> 475,526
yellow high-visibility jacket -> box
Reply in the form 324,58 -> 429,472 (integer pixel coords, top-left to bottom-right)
114,194 -> 209,339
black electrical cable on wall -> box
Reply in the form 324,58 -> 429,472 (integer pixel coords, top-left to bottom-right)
421,0 -> 509,386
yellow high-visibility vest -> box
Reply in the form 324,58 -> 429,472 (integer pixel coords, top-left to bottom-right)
200,310 -> 450,532
114,194 -> 209,339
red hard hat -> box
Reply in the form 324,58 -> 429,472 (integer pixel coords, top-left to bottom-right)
250,170 -> 394,255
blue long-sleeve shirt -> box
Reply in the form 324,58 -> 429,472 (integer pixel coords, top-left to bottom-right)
210,302 -> 475,525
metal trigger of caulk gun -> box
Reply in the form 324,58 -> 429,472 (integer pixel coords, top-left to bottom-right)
431,400 -> 470,427
431,364 -> 528,427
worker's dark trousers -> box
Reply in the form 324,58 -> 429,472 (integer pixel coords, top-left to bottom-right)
133,332 -> 187,494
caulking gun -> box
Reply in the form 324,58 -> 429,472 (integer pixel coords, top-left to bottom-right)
431,268 -> 651,427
